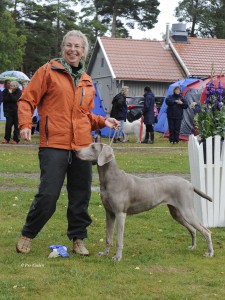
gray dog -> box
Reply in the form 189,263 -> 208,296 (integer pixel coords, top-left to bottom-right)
75,143 -> 214,261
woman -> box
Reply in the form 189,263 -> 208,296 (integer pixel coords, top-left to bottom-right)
110,86 -> 129,143
2,80 -> 21,144
21,81 -> 29,93
141,86 -> 155,144
166,86 -> 188,144
16,30 -> 120,255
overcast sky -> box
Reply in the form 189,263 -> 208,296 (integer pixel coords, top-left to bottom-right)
130,0 -> 180,40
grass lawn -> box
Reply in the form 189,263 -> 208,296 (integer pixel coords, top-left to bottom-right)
0,121 -> 225,300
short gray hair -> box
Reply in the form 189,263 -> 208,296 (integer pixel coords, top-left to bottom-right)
120,86 -> 129,96
61,30 -> 89,61
10,81 -> 19,88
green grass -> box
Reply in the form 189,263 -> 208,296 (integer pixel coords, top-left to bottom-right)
1,192 -> 225,299
1,121 -> 225,299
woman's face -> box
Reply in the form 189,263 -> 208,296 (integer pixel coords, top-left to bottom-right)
174,88 -> 181,95
62,36 -> 85,67
22,82 -> 28,89
10,83 -> 18,91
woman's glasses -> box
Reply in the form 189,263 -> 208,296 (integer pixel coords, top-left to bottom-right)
64,44 -> 84,50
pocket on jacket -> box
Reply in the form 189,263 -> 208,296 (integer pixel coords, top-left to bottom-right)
76,114 -> 92,145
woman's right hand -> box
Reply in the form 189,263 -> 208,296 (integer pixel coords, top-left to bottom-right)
105,118 -> 120,130
20,128 -> 31,141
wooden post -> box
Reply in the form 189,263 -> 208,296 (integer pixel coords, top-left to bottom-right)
139,117 -> 144,142
188,135 -> 225,227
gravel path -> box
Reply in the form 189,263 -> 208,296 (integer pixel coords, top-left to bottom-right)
0,172 -> 191,192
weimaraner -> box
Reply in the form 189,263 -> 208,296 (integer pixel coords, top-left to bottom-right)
75,143 -> 214,261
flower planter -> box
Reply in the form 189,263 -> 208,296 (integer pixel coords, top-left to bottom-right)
188,134 -> 225,227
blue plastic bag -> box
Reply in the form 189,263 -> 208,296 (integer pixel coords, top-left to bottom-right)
48,245 -> 69,258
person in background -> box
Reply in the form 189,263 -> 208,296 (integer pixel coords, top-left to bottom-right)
16,30 -> 120,255
166,86 -> 188,144
141,86 -> 155,144
2,80 -> 21,144
2,80 -> 10,108
154,103 -> 159,124
0,89 -> 3,104
22,81 -> 29,93
110,86 -> 129,143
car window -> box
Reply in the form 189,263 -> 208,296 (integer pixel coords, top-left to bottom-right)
126,96 -> 144,105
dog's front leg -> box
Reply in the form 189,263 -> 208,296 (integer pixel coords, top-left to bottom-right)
97,209 -> 115,257
112,212 -> 127,262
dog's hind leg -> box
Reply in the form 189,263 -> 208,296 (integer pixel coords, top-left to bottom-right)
97,209 -> 115,257
112,212 -> 127,261
174,207 -> 214,257
167,205 -> 197,250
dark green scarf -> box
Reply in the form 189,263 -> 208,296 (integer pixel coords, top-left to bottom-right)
57,58 -> 86,86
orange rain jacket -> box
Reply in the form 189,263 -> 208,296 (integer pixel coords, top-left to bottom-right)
18,60 -> 106,150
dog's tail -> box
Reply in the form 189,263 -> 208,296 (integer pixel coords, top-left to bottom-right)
194,187 -> 213,202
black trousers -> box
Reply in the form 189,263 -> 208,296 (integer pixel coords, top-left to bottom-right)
168,118 -> 182,143
4,111 -> 20,142
146,124 -> 154,133
21,148 -> 92,240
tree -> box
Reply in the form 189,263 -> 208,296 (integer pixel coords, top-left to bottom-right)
12,0 -> 81,74
44,0 -> 79,56
78,2 -> 108,44
175,0 -> 225,38
0,10 -> 26,72
79,0 -> 160,38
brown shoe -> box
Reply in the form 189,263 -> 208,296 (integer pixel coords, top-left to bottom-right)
16,236 -> 32,253
73,239 -> 89,256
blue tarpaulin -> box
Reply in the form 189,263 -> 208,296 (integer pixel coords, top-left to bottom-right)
92,83 -> 111,137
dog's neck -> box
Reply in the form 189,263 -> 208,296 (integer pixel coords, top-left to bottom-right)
97,159 -> 123,183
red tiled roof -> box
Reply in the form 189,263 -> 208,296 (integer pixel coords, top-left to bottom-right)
171,37 -> 225,77
99,37 -> 185,82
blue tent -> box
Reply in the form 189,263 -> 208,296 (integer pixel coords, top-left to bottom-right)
92,83 -> 111,137
154,78 -> 200,134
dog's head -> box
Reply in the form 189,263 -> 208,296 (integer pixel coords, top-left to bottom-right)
75,143 -> 114,166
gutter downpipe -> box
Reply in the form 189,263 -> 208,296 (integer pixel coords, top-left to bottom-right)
168,39 -> 191,78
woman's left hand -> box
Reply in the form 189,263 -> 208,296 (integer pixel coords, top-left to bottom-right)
105,118 -> 120,130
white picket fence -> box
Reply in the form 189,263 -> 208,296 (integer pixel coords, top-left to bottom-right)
188,135 -> 225,227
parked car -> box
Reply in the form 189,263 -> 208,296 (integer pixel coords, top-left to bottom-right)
126,96 -> 163,122
126,96 -> 144,122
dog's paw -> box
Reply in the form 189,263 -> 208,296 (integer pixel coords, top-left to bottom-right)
203,251 -> 214,257
188,245 -> 196,250
96,251 -> 108,257
112,255 -> 122,262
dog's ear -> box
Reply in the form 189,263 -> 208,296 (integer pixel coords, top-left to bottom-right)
97,144 -> 114,166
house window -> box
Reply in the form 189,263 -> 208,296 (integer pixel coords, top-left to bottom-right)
101,58 -> 104,67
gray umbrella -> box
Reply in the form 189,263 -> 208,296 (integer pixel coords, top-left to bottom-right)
0,70 -> 30,81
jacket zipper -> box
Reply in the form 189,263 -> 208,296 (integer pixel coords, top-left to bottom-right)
45,116 -> 49,145
80,87 -> 85,106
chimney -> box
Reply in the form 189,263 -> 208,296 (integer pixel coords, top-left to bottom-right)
171,23 -> 188,43
165,23 -> 170,45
